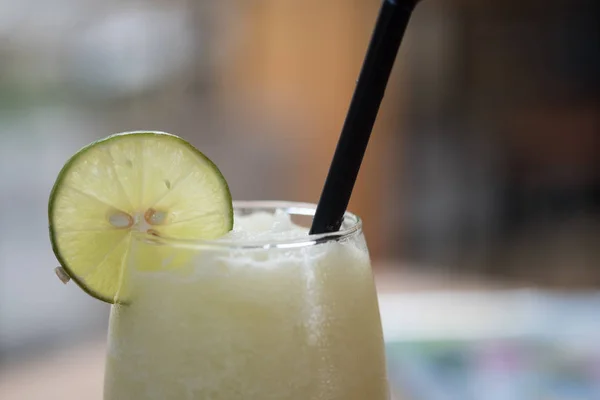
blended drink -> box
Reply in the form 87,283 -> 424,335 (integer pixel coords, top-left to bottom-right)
105,208 -> 388,399
47,132 -> 388,399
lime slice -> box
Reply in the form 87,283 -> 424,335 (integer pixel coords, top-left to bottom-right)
49,131 -> 233,303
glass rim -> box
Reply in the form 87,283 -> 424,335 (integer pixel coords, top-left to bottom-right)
135,201 -> 363,250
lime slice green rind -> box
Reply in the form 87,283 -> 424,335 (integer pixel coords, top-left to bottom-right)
49,131 -> 233,304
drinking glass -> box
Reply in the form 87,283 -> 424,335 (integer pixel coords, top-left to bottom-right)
104,201 -> 388,400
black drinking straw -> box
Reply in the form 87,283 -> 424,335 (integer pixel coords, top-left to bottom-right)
310,0 -> 418,234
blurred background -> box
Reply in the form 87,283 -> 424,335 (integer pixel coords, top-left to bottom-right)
1,0 -> 598,398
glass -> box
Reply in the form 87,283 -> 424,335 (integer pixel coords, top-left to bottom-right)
104,201 -> 389,400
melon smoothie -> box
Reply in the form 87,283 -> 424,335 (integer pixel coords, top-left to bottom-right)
48,132 -> 388,399
105,204 -> 388,399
